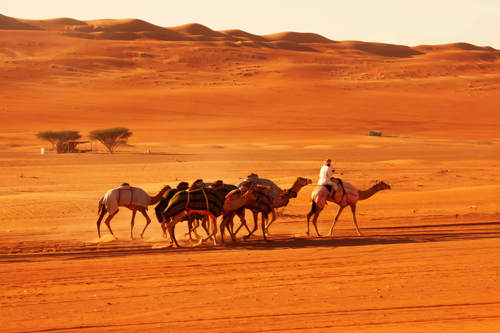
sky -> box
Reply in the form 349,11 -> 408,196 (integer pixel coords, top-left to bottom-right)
2,0 -> 500,48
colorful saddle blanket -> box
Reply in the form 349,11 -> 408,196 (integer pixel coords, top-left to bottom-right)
161,188 -> 225,220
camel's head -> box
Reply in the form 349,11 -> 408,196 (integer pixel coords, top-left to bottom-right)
376,181 -> 391,190
290,177 -> 313,193
161,185 -> 171,191
191,179 -> 204,188
209,180 -> 224,189
298,177 -> 313,186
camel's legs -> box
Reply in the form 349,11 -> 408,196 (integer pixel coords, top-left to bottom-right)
350,204 -> 362,236
96,208 -> 107,238
264,208 -> 277,234
139,208 -> 151,239
261,214 -> 268,241
311,209 -> 323,237
328,206 -> 345,236
103,211 -> 118,238
306,202 -> 316,236
243,211 -> 259,239
220,214 -> 228,243
201,216 -> 211,238
130,210 -> 137,239
186,217 -> 196,240
161,218 -> 169,238
234,209 -> 250,236
167,213 -> 185,247
220,212 -> 236,243
187,216 -> 204,240
201,216 -> 217,245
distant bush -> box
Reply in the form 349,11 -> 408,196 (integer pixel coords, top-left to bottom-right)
368,130 -> 382,137
89,127 -> 132,153
36,130 -> 81,153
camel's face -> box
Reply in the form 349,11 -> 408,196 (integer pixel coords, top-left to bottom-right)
297,177 -> 313,186
377,181 -> 391,190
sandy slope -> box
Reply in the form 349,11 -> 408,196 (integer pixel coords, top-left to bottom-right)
1,16 -> 500,332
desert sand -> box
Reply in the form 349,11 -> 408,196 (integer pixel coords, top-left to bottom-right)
1,14 -> 500,332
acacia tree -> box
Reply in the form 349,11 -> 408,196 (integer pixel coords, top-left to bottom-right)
89,127 -> 132,153
36,131 -> 59,150
36,130 -> 81,152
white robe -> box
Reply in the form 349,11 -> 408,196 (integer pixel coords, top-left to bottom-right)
317,165 -> 334,186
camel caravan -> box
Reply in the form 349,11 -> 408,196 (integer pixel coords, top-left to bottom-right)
96,160 -> 391,247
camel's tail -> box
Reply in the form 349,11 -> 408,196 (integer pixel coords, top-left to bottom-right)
97,198 -> 105,216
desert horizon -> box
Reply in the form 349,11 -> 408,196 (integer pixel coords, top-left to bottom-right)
1,9 -> 500,333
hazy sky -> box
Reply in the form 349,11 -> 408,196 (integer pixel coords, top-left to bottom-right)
2,0 -> 500,48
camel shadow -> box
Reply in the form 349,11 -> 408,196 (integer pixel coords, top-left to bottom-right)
2,221 -> 499,262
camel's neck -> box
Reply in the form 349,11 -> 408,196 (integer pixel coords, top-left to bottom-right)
358,184 -> 384,201
290,179 -> 307,194
274,178 -> 308,208
150,187 -> 169,205
224,191 -> 252,212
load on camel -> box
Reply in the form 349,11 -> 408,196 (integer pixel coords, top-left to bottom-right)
307,178 -> 391,237
96,183 -> 171,239
234,173 -> 312,235
155,180 -> 246,241
160,181 -> 258,247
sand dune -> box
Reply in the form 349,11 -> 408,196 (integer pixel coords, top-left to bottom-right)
0,13 -> 42,30
84,19 -> 166,33
415,42 -> 496,52
170,22 -> 226,41
220,29 -> 268,42
331,41 -> 423,58
264,31 -> 334,43
20,17 -> 88,31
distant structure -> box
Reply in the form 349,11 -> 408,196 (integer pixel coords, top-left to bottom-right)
57,140 -> 90,153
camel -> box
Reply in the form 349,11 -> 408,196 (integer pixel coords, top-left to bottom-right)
233,176 -> 312,237
219,185 -> 269,243
162,184 -> 258,247
306,179 -> 391,237
222,184 -> 275,241
96,183 -> 170,239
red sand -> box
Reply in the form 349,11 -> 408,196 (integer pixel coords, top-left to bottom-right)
1,15 -> 500,332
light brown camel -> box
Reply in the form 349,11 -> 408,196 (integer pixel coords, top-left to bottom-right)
219,185 -> 264,243
265,176 -> 312,232
232,177 -> 312,236
306,180 -> 391,237
97,183 -> 170,239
